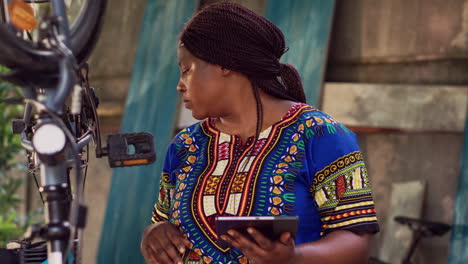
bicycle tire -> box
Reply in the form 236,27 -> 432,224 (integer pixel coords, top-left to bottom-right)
0,0 -> 107,74
69,0 -> 107,67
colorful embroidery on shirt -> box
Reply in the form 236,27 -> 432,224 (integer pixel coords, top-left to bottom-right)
152,104 -> 379,264
311,151 -> 378,234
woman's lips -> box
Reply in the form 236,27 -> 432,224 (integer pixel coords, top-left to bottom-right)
183,100 -> 191,109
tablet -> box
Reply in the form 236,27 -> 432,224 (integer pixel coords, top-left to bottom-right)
215,216 -> 299,248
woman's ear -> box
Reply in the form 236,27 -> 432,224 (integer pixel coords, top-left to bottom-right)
220,66 -> 231,77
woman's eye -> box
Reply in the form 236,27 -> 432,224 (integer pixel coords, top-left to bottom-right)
182,68 -> 190,75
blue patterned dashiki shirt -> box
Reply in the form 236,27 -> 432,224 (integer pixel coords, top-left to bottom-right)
152,103 -> 379,264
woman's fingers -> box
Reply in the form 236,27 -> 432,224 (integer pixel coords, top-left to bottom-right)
148,247 -> 161,264
154,238 -> 183,264
222,229 -> 267,257
220,228 -> 296,264
166,228 -> 190,255
141,222 -> 190,264
279,232 -> 293,245
141,243 -> 155,263
182,237 -> 192,248
142,232 -> 160,264
144,240 -> 164,264
150,242 -> 173,264
172,239 -> 188,255
247,228 -> 274,250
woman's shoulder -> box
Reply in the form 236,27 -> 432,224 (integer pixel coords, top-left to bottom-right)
294,104 -> 352,138
171,121 -> 204,145
296,104 -> 335,121
295,105 -> 361,168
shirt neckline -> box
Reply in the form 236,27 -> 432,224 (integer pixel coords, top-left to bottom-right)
206,102 -> 305,143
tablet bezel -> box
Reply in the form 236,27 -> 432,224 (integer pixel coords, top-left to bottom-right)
215,216 -> 299,248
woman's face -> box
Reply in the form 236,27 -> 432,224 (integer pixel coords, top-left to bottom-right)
176,45 -> 228,120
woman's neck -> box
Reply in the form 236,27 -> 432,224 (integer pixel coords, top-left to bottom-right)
215,90 -> 296,141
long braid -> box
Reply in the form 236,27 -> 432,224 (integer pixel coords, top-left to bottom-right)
237,84 -> 263,177
253,84 -> 263,139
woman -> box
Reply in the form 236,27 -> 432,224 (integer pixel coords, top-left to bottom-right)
141,3 -> 379,264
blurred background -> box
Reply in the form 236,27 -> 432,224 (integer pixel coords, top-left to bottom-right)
2,0 -> 468,264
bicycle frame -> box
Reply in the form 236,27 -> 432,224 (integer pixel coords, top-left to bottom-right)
20,1 -> 79,263
1,1 -> 8,23
3,1 -> 98,263
0,1 -> 155,263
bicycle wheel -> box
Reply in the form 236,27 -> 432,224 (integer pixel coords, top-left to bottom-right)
0,0 -> 107,75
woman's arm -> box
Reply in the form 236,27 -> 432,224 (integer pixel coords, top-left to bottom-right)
294,230 -> 372,264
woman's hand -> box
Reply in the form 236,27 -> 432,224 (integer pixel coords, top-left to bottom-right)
220,228 -> 296,264
141,221 -> 191,264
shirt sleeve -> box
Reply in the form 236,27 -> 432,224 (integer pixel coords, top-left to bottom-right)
151,143 -> 177,223
307,121 -> 380,236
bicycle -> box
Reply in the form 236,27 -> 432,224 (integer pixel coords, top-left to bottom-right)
0,1 -> 156,263
369,216 -> 452,264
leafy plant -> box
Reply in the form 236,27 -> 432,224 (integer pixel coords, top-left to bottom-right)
0,67 -> 40,247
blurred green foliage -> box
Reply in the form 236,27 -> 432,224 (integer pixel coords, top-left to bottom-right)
0,67 -> 41,247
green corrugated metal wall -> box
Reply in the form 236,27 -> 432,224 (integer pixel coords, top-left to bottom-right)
98,1 -> 196,263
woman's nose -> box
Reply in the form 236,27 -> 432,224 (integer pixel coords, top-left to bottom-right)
177,80 -> 186,93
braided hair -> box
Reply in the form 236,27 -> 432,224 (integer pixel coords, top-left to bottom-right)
179,2 -> 306,137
